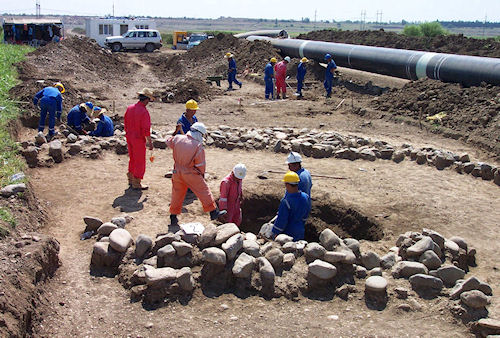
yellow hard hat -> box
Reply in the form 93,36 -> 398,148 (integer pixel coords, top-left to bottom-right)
224,52 -> 233,58
270,57 -> 277,63
185,99 -> 199,110
282,171 -> 300,184
54,82 -> 65,94
301,57 -> 309,63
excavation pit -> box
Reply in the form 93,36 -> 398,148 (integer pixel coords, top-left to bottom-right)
240,190 -> 383,242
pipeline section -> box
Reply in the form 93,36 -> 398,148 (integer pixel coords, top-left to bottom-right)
234,30 -> 288,39
247,36 -> 500,86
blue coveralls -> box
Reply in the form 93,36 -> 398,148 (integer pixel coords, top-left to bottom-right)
228,58 -> 241,89
264,62 -> 275,99
177,113 -> 198,134
33,87 -> 63,136
296,62 -> 307,95
89,115 -> 114,137
324,59 -> 337,96
67,105 -> 90,133
297,168 -> 313,197
272,191 -> 311,241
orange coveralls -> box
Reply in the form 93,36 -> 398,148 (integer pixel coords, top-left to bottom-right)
166,133 -> 217,215
124,101 -> 151,179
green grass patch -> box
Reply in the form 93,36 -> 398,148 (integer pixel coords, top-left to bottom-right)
0,207 -> 16,237
0,41 -> 33,187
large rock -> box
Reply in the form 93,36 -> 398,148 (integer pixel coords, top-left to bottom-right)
419,250 -> 442,270
433,151 -> 454,170
109,229 -> 133,253
478,319 -> 500,332
460,290 -> 489,309
323,251 -> 347,264
444,239 -> 460,256
392,261 -> 428,278
365,276 -> 388,293
22,146 -> 39,167
282,253 -> 296,269
135,234 -> 153,258
343,238 -> 360,255
435,265 -> 465,287
213,223 -> 240,245
392,150 -> 405,163
232,252 -> 256,278
157,244 -> 176,260
308,259 -> 337,280
202,247 -> 227,265
257,257 -> 275,287
406,237 -> 435,257
265,248 -> 284,270
319,229 -> 342,250
145,267 -> 177,286
176,267 -> 195,291
242,239 -> 261,257
340,248 -> 357,264
91,242 -> 123,267
275,234 -> 293,245
282,241 -> 297,254
422,229 -> 445,249
448,236 -> 468,251
304,242 -> 326,260
480,163 -> 494,181
361,251 -> 380,270
409,274 -> 443,291
97,222 -> 118,236
115,140 -> 128,154
111,216 -> 127,228
152,138 -> 167,149
380,252 -> 397,269
199,223 -> 217,247
172,241 -> 193,257
83,216 -> 103,232
1,183 -> 27,197
68,143 -> 82,155
450,276 -> 481,299
494,169 -> 500,186
48,140 -> 63,163
221,234 -> 244,260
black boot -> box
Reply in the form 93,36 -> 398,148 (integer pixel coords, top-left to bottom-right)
170,214 -> 178,226
210,208 -> 227,220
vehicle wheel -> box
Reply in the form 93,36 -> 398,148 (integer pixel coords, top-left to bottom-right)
112,43 -> 122,52
145,43 -> 154,53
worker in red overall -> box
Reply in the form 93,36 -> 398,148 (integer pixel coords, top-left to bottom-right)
166,122 -> 226,225
219,163 -> 247,226
124,88 -> 154,190
274,56 -> 290,99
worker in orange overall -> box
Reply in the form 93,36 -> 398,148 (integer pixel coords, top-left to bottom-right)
166,122 -> 226,225
219,163 -> 247,226
124,88 -> 154,190
274,56 -> 290,99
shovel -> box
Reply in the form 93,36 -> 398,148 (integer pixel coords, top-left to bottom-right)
258,169 -> 347,180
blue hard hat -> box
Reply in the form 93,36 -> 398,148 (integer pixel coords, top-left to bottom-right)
93,106 -> 102,112
324,53 -> 332,60
85,101 -> 94,109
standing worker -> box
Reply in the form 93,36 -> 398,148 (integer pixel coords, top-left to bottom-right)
166,122 -> 226,225
219,163 -> 247,226
264,57 -> 277,100
286,152 -> 312,197
274,56 -> 290,99
89,107 -> 114,137
225,52 -> 242,91
270,171 -> 311,241
324,53 -> 337,98
295,57 -> 308,98
33,82 -> 65,141
124,88 -> 154,190
172,99 -> 199,136
66,102 -> 93,135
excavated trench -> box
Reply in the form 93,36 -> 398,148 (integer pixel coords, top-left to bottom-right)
240,191 -> 383,242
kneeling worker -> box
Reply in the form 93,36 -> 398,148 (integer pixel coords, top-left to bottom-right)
166,122 -> 226,225
67,102 -> 93,135
271,171 -> 311,241
89,107 -> 114,137
219,163 -> 247,226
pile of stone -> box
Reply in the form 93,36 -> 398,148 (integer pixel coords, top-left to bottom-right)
204,126 -> 500,187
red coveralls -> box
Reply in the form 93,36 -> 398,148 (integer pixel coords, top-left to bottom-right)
219,172 -> 243,226
166,133 -> 217,215
124,101 -> 151,179
274,61 -> 287,95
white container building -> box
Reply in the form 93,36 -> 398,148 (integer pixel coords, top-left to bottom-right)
85,17 -> 156,47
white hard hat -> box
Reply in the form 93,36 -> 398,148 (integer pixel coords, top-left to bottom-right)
190,122 -> 207,135
233,163 -> 247,179
286,151 -> 302,164
284,56 -> 291,63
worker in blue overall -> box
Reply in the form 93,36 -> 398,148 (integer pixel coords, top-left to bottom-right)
264,57 -> 277,100
271,171 -> 311,241
89,107 -> 114,137
33,82 -> 65,140
295,57 -> 308,98
324,53 -> 337,98
225,52 -> 242,91
67,102 -> 93,135
286,152 -> 312,198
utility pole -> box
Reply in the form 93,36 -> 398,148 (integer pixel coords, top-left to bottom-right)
314,9 -> 317,28
112,1 -> 115,17
376,10 -> 383,24
36,0 -> 41,18
483,14 -> 487,37
360,10 -> 366,30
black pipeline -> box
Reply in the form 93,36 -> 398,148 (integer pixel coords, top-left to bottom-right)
247,36 -> 500,86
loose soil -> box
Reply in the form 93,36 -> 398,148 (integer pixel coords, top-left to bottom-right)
2,30 -> 500,336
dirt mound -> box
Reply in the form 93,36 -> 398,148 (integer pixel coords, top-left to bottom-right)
373,79 -> 500,155
297,30 -> 500,58
158,77 -> 221,103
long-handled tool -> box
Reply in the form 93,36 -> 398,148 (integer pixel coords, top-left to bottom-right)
261,169 -> 347,180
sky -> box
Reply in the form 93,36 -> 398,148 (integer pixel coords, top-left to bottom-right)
2,0 -> 500,22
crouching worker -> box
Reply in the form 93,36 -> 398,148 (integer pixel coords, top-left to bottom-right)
67,102 -> 93,135
166,122 -> 226,225
219,163 -> 247,226
271,171 -> 311,241
89,107 -> 114,137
